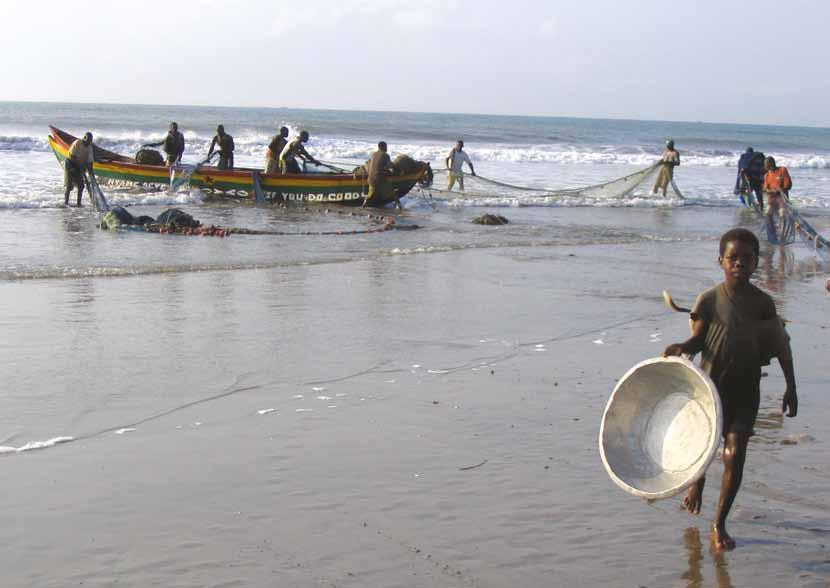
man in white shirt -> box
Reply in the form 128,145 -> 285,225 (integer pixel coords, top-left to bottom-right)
445,140 -> 475,191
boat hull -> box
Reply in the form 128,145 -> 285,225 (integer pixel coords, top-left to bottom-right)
48,127 -> 429,207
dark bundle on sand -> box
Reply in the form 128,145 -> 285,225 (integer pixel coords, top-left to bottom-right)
100,207 -> 200,230
472,214 -> 509,225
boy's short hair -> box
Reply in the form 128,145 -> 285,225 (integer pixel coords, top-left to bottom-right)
719,228 -> 760,258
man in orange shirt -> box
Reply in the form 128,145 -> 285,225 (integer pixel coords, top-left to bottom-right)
763,156 -> 793,242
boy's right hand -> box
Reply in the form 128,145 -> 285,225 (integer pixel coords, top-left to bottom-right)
663,344 -> 684,357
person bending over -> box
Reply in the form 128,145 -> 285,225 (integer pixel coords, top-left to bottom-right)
64,132 -> 95,207
279,130 -> 320,174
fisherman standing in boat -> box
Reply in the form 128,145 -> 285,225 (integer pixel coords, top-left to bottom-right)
445,140 -> 475,191
279,130 -> 320,174
64,131 -> 94,207
652,139 -> 680,196
735,147 -> 766,209
265,126 -> 289,174
363,141 -> 398,208
208,125 -> 235,169
143,122 -> 186,166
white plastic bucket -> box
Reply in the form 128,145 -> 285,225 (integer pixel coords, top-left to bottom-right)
599,356 -> 722,500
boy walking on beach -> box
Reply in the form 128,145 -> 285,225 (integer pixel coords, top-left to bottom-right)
663,228 -> 797,551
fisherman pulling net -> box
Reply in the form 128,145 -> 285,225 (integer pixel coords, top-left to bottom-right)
416,163 -> 685,205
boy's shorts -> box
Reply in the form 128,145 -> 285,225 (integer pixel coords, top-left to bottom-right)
718,373 -> 761,437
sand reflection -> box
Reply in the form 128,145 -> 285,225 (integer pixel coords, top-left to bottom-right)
682,527 -> 734,588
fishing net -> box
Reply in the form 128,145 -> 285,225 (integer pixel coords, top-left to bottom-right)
85,171 -> 111,212
782,203 -> 830,259
416,163 -> 685,205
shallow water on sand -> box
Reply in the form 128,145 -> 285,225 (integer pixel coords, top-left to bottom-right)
1,204 -> 829,587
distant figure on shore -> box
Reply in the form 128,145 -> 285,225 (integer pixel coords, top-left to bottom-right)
664,227 -> 797,551
265,126 -> 289,174
208,125 -> 235,170
763,156 -> 793,241
280,131 -> 320,174
445,140 -> 475,191
64,132 -> 95,207
652,139 -> 680,196
735,147 -> 766,209
143,122 -> 185,166
363,141 -> 398,208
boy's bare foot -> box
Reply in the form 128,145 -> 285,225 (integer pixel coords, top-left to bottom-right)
682,477 -> 705,515
711,524 -> 736,551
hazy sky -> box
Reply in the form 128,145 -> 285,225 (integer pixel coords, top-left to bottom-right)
4,0 -> 828,126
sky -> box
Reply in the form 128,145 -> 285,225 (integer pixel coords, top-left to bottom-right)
3,0 -> 829,126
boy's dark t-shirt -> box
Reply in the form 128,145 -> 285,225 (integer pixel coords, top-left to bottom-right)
690,283 -> 791,434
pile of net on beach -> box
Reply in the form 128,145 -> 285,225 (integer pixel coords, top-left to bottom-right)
98,205 -> 413,237
415,163 -> 684,205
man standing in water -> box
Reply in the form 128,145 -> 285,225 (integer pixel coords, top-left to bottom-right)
445,140 -> 475,191
652,139 -> 680,196
64,132 -> 94,207
734,147 -> 766,209
363,141 -> 398,208
208,125 -> 235,170
763,156 -> 793,242
144,122 -> 186,166
265,126 -> 289,174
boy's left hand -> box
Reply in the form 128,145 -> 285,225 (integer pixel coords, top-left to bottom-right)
782,386 -> 798,417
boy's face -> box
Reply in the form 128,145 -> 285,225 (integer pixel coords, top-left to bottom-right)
719,240 -> 757,285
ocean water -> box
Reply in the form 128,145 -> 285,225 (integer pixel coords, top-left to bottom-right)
1,101 -> 829,281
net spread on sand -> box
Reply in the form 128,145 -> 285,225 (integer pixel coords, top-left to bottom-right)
418,163 -> 685,204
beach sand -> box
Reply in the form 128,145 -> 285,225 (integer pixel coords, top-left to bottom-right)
1,235 -> 829,587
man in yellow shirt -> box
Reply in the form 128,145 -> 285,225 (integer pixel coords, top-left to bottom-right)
65,132 -> 95,207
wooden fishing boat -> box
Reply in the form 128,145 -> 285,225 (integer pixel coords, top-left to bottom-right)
48,126 -> 432,207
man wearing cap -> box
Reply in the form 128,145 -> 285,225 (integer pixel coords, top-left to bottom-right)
208,125 -> 235,169
652,139 -> 680,196
64,131 -> 95,207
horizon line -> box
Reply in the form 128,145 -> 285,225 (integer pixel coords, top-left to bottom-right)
1,98 -> 828,131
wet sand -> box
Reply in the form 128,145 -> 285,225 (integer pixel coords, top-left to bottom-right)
1,237 -> 829,587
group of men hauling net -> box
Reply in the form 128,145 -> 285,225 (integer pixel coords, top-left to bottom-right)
131,122 -> 430,208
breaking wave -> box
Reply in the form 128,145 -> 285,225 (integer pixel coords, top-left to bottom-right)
4,131 -> 830,169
